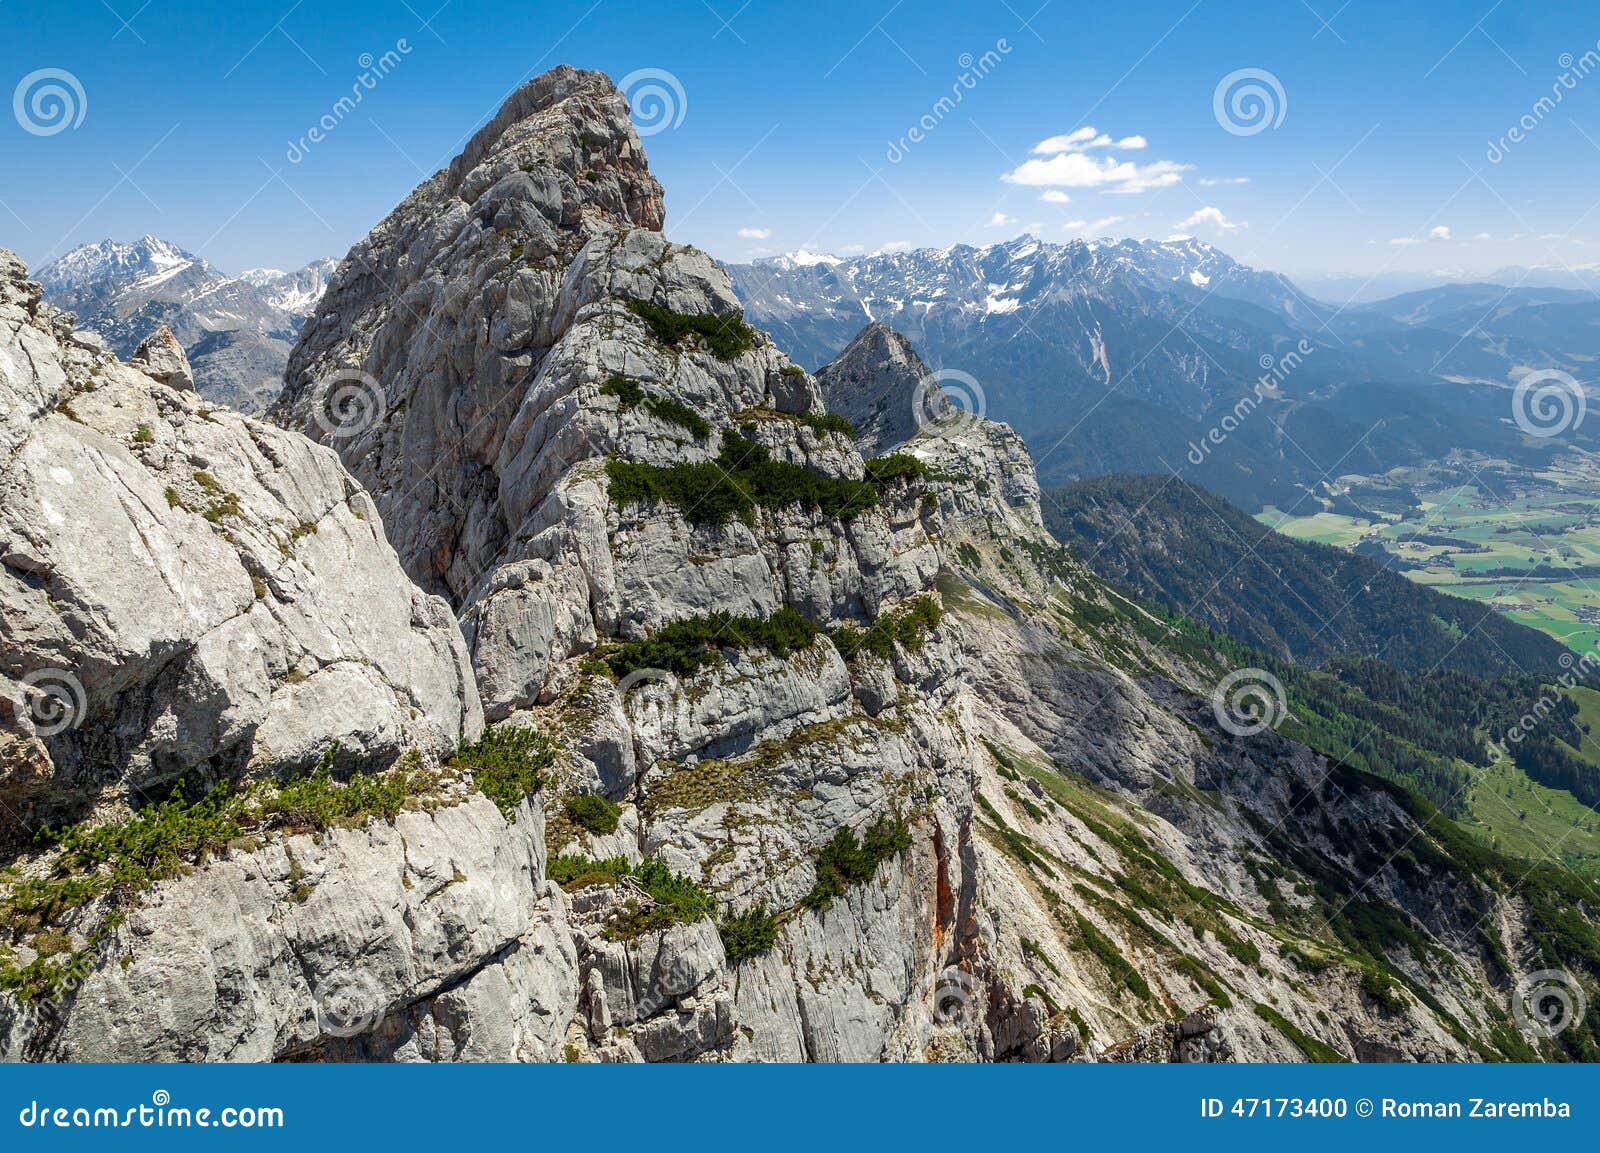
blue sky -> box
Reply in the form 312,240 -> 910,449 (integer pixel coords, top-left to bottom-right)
4,0 -> 1600,281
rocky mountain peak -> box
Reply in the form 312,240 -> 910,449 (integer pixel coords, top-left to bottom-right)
34,240 -> 336,413
34,236 -> 199,296
276,65 -> 790,614
447,64 -> 665,234
814,321 -> 932,454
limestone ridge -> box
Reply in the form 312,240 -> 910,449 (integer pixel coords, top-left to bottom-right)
0,249 -> 481,811
813,322 -> 935,455
7,66 -> 1600,1064
271,65 -> 992,1061
273,63 -> 878,718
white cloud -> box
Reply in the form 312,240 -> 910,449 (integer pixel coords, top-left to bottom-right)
1199,176 -> 1250,186
1005,127 -> 1188,194
1063,216 -> 1124,235
1175,206 -> 1245,234
737,226 -> 772,240
1388,227 -> 1456,246
878,240 -> 913,253
986,211 -> 1017,228
1004,151 -> 1192,194
1473,232 -> 1492,241
1039,190 -> 1072,204
1029,126 -> 1148,156
838,243 -> 866,254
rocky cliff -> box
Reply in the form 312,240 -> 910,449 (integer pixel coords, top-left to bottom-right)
3,66 -> 1596,1064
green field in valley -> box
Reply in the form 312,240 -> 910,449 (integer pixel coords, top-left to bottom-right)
1261,458 -> 1600,871
1259,457 -> 1600,656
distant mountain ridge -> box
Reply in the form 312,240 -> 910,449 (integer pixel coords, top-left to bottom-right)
1041,472 -> 1577,678
36,236 -> 334,413
727,234 -> 1322,373
727,236 -> 1600,512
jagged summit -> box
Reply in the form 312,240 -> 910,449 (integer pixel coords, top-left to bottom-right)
449,64 -> 664,233
275,64 -> 797,609
34,236 -> 197,294
726,232 -> 1319,377
814,321 -> 931,454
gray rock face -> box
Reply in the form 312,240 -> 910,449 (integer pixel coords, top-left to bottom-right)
272,66 -> 990,1063
814,322 -> 929,454
128,325 -> 193,390
0,795 -> 574,1062
0,250 -> 482,813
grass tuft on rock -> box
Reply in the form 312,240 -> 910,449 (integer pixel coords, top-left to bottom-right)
626,298 -> 756,361
547,853 -> 715,939
563,793 -> 622,835
600,375 -> 711,438
719,902 -> 778,964
801,817 -> 912,912
606,432 -> 878,526
831,595 -> 941,662
453,725 -> 558,820
601,607 -> 819,680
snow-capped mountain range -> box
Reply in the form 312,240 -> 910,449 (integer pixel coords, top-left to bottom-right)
726,234 -> 1600,510
725,235 -> 1322,377
36,237 -> 335,412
